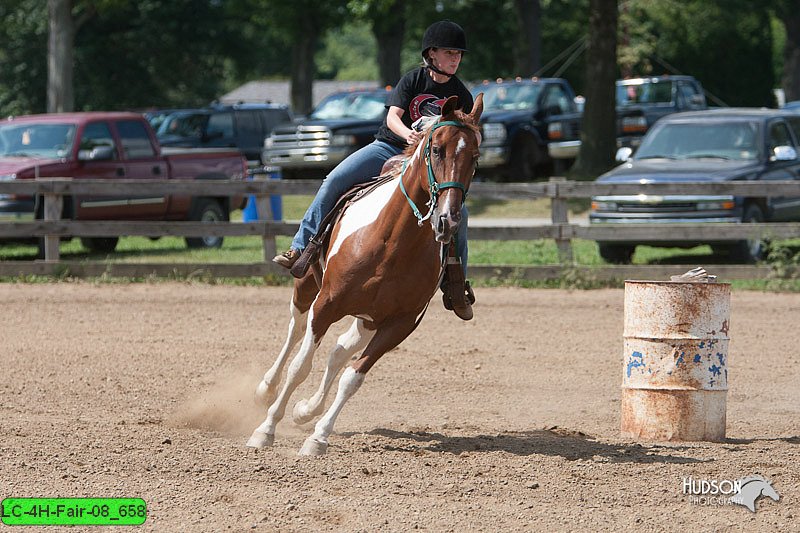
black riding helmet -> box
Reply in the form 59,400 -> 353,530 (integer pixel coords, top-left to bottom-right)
421,20 -> 467,58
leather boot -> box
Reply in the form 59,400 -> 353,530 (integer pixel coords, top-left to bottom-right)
289,239 -> 322,279
441,257 -> 474,321
273,248 -> 300,268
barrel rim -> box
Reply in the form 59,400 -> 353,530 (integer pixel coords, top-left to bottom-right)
624,280 -> 731,287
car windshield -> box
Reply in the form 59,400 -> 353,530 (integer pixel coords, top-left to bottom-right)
617,81 -> 673,106
156,113 -> 209,138
478,84 -> 542,111
146,111 -> 175,131
310,92 -> 387,120
0,123 -> 76,158
635,121 -> 761,161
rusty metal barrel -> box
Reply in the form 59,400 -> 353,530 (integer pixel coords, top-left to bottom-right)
621,280 -> 731,442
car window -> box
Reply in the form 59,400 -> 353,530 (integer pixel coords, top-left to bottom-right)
79,122 -> 116,158
310,93 -> 387,120
478,84 -> 542,111
769,121 -> 794,150
786,117 -> 800,144
235,110 -> 261,138
617,81 -> 673,106
542,85 -> 572,114
207,112 -> 234,137
0,123 -> 77,158
159,113 -> 207,138
261,109 -> 290,133
636,120 -> 760,161
116,120 -> 155,158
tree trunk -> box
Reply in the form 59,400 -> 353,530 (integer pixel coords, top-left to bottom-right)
782,9 -> 800,102
371,0 -> 404,87
571,0 -> 618,179
513,0 -> 541,76
47,0 -> 74,113
290,21 -> 317,116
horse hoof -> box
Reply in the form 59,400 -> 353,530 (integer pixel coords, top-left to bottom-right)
292,400 -> 316,425
246,431 -> 274,448
298,437 -> 328,456
254,381 -> 276,408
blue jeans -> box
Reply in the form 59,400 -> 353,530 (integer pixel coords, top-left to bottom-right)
291,140 -> 469,275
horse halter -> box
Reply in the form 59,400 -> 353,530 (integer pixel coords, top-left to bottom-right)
399,119 -> 473,226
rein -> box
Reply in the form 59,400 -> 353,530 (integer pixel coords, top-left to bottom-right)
399,120 -> 471,226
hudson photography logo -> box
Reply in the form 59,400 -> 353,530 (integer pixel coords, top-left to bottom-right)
682,475 -> 780,512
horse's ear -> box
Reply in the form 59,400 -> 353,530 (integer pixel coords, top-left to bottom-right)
441,95 -> 459,118
469,93 -> 484,123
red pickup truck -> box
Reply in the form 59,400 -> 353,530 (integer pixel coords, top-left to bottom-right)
0,111 -> 247,252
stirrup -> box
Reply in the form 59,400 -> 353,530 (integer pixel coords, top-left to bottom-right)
441,260 -> 473,320
289,239 -> 322,279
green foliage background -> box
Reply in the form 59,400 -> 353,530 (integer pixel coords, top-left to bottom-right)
0,0 -> 789,115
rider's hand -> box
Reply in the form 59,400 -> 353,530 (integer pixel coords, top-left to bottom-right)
406,130 -> 423,145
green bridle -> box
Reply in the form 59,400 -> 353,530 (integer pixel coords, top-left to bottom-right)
398,120 -> 473,226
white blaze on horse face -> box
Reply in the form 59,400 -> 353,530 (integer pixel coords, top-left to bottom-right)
455,137 -> 466,155
327,177 -> 399,260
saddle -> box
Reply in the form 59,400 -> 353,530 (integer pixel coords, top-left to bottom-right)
289,155 -> 408,279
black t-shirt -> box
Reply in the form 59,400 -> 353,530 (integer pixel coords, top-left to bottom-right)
376,67 -> 474,148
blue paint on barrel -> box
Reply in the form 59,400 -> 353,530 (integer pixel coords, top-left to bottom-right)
627,351 -> 645,377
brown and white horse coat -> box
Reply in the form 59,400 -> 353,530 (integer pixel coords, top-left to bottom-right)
248,94 -> 484,455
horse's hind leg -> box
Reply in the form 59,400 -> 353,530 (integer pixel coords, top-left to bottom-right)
293,318 -> 375,425
247,308 -> 329,448
299,314 -> 417,456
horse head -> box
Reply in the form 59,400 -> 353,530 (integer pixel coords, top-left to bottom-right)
427,93 -> 484,243
730,476 -> 780,513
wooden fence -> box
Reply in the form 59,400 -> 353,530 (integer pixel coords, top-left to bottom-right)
2,177 -> 800,281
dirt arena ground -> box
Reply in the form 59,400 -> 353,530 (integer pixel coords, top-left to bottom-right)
0,283 -> 797,532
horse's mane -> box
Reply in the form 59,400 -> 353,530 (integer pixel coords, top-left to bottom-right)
402,109 -> 480,158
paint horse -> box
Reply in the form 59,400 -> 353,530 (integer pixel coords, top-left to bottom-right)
247,94 -> 484,456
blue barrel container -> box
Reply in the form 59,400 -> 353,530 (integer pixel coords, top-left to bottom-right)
243,165 -> 283,221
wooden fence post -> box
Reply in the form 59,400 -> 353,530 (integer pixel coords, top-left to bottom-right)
37,178 -> 65,262
254,193 -> 277,262
549,177 -> 573,264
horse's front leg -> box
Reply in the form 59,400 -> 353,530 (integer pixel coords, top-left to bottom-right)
255,301 -> 308,408
247,309 -> 325,448
299,313 -> 418,456
293,318 -> 375,425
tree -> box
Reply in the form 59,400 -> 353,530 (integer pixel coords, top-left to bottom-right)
620,0 -> 774,106
365,0 -> 405,86
513,0 -> 541,76
0,0 -> 48,115
246,0 -> 348,114
774,0 -> 800,102
571,0 -> 618,180
47,0 -> 95,112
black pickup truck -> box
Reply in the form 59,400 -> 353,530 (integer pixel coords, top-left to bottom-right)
616,75 -> 707,149
471,77 -> 582,181
262,88 -> 390,180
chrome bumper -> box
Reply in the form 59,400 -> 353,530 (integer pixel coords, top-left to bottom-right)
262,146 -> 354,169
548,140 -> 581,159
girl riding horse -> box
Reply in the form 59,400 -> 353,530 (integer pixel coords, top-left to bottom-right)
249,94 -> 484,455
273,20 -> 475,320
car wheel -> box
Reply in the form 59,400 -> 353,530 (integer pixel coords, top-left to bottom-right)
186,198 -> 227,249
728,203 -> 767,263
509,135 -> 542,181
81,237 -> 119,254
598,243 -> 635,264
